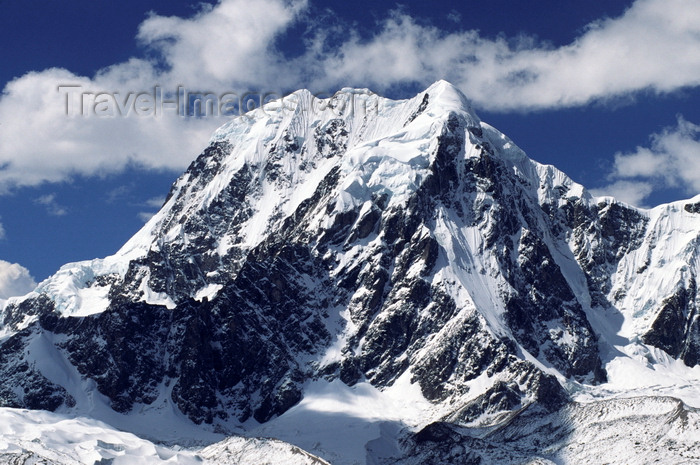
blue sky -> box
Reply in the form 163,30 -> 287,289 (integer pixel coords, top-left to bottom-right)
1,0 -> 700,291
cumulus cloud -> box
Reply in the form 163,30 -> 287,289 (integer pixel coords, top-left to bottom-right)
307,0 -> 700,109
136,0 -> 308,89
0,67 -> 219,191
1,0 -> 700,192
0,260 -> 37,301
592,116 -> 700,206
612,117 -> 700,190
589,180 -> 655,207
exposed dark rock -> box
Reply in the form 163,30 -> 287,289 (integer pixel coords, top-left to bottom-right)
684,201 -> 700,214
405,93 -> 429,126
0,327 -> 75,411
643,279 -> 700,366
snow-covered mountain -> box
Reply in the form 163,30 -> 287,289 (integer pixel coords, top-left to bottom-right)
1,81 -> 699,464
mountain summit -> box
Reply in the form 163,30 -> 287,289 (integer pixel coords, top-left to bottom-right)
1,81 -> 699,464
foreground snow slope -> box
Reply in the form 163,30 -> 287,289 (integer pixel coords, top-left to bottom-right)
0,407 -> 329,465
398,396 -> 700,464
1,395 -> 697,465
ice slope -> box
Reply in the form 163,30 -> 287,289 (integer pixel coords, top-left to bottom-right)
248,375 -> 437,465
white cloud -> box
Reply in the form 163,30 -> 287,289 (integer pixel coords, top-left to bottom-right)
592,116 -> 700,206
0,222 -> 5,240
0,67 -> 218,192
0,260 -> 37,300
143,196 -> 166,208
137,196 -> 166,223
0,0 -> 306,192
611,117 -> 700,191
106,185 -> 133,203
137,212 -> 156,223
589,180 -> 655,207
136,0 -> 307,89
1,0 -> 700,192
306,0 -> 700,110
34,193 -> 68,216
446,10 -> 461,24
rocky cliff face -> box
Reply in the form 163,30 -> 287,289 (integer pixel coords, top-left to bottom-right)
1,81 -> 699,462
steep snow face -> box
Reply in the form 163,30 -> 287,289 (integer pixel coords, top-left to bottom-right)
609,198 -> 700,341
0,81 -> 699,464
119,80 -> 479,267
